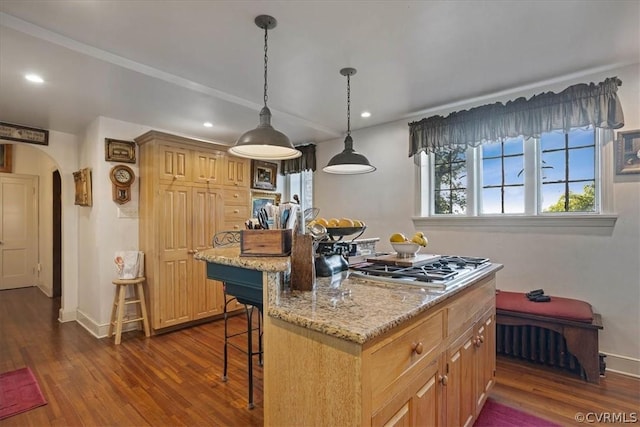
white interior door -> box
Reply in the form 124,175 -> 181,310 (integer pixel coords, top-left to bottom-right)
0,173 -> 38,290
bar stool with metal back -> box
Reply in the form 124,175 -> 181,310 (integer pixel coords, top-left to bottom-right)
212,230 -> 263,409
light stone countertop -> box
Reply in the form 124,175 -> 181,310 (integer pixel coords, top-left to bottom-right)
194,247 -> 290,272
195,247 -> 502,345
269,264 -> 502,344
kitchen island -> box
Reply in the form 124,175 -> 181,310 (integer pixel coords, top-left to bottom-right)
195,247 -> 502,426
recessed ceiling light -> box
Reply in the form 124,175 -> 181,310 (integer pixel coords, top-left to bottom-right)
25,74 -> 44,83
203,122 -> 213,128
361,111 -> 371,118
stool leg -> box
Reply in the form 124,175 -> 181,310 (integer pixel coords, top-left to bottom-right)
246,304 -> 254,410
258,308 -> 263,366
108,284 -> 119,338
136,282 -> 150,337
222,287 -> 230,382
115,285 -> 126,345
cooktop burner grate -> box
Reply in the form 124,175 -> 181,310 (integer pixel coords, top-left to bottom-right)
350,255 -> 490,283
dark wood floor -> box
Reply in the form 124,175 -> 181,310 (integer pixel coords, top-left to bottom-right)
1,287 -> 638,426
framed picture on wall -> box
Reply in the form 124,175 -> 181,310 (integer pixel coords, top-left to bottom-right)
105,138 -> 136,163
73,167 -> 93,206
0,144 -> 12,173
616,130 -> 640,175
251,160 -> 277,190
251,191 -> 281,218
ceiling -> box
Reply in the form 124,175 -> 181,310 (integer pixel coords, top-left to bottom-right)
1,1 -> 638,146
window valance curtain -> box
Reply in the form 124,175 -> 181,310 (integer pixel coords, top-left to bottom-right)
408,77 -> 624,157
280,143 -> 316,175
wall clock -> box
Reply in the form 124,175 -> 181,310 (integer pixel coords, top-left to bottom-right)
109,165 -> 135,204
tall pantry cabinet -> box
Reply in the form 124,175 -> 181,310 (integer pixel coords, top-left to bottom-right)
135,131 -> 250,332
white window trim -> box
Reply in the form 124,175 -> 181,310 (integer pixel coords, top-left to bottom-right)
413,129 -> 618,229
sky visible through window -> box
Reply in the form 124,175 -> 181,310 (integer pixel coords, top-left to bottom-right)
480,128 -> 595,214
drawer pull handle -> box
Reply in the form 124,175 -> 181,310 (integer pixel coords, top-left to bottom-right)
234,209 -> 239,214
234,193 -> 239,198
411,342 -> 423,355
439,375 -> 448,386
233,225 -> 240,230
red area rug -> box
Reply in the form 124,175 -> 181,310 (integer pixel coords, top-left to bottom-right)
474,398 -> 561,427
0,367 -> 47,420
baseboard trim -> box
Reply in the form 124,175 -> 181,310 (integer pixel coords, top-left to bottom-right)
601,352 -> 640,378
76,309 -> 102,337
58,308 -> 77,323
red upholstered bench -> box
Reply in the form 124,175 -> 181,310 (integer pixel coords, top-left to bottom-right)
495,290 -> 603,383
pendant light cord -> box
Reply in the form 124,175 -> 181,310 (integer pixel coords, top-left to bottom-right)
263,25 -> 269,107
346,73 -> 351,137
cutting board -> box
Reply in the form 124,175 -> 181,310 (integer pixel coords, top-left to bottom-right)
366,253 -> 441,267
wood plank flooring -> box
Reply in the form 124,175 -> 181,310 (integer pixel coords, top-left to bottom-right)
1,287 -> 638,426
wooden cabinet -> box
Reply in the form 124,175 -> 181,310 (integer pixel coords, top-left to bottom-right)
372,357 -> 442,427
265,275 -> 497,427
136,131 -> 250,331
223,155 -> 249,187
474,310 -> 496,413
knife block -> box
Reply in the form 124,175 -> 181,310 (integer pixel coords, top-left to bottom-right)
290,233 -> 315,291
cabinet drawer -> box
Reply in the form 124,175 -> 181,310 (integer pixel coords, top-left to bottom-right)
224,205 -> 250,219
369,310 -> 444,408
222,220 -> 244,232
447,277 -> 495,336
223,188 -> 250,206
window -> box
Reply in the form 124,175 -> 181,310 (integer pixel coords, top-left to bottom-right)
540,128 -> 596,212
433,148 -> 467,214
284,169 -> 313,214
481,137 -> 525,214
424,127 -> 601,217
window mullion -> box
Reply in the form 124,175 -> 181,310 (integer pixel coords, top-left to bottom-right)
467,146 -> 478,216
524,137 -> 537,215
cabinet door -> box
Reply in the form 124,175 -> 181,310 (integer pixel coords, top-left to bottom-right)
193,151 -> 223,185
475,311 -> 496,414
372,358 -> 441,427
156,185 -> 191,328
224,156 -> 249,187
158,145 -> 190,182
192,187 -> 224,319
445,327 -> 475,427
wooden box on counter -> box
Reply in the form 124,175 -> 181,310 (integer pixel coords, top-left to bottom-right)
240,229 -> 293,257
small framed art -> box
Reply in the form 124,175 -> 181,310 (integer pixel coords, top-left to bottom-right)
616,130 -> 640,175
105,138 -> 136,163
251,160 -> 277,190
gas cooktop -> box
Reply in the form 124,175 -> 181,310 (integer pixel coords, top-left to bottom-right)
349,255 -> 491,289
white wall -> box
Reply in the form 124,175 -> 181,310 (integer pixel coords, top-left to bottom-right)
315,63 -> 640,376
7,130 -> 80,322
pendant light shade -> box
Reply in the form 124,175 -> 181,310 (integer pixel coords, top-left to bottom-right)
229,15 -> 301,160
323,67 -> 375,174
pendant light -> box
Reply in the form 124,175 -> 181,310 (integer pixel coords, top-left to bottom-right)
323,67 -> 376,174
229,15 -> 301,160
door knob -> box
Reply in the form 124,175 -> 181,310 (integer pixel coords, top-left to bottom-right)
187,249 -> 199,254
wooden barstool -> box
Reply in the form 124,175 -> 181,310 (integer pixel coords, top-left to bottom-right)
108,277 -> 150,345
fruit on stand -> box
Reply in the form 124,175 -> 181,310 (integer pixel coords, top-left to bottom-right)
389,233 -> 408,243
309,217 -> 365,228
389,232 -> 428,247
411,231 -> 428,247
